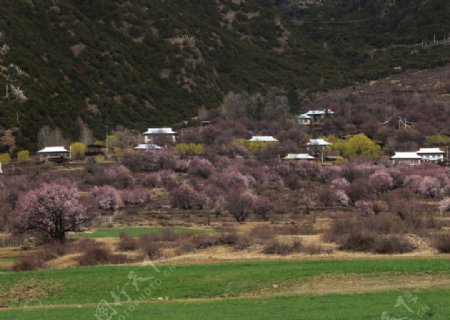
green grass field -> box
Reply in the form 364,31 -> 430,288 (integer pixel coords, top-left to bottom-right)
0,290 -> 446,320
69,227 -> 213,238
1,258 -> 449,319
2,259 -> 450,306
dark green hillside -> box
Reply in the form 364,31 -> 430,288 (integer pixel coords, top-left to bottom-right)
0,0 -> 449,150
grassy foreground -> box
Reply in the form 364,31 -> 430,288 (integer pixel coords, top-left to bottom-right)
0,290 -> 446,320
69,226 -> 212,238
1,259 -> 450,307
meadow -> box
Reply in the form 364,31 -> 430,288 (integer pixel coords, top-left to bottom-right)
1,258 -> 450,319
69,227 -> 212,239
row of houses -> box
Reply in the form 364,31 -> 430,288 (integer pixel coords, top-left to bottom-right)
36,126 -> 447,166
391,148 -> 446,165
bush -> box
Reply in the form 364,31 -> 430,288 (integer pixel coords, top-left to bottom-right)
122,188 -> 150,205
79,245 -> 128,266
252,196 -> 274,221
138,240 -> 163,260
187,157 -> 214,178
169,183 -> 207,210
439,198 -> 450,214
372,235 -> 415,254
142,173 -> 161,188
120,150 -> 177,172
175,143 -> 204,156
91,186 -> 124,210
225,191 -> 255,222
12,255 -> 46,272
117,233 -> 138,251
431,233 -> 450,253
70,142 -> 86,158
0,153 -> 11,165
16,150 -> 30,163
263,240 -> 303,255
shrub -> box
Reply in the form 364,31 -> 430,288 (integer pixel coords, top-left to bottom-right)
252,196 -> 274,221
417,176 -> 442,199
0,153 -> 11,165
103,165 -> 134,189
117,233 -> 138,251
70,142 -> 86,158
122,188 -> 150,205
431,233 -> 450,253
120,150 -> 177,172
91,186 -> 124,211
335,190 -> 350,206
372,235 -> 415,254
175,143 -> 204,156
439,198 -> 450,214
16,150 -> 30,163
79,245 -> 128,266
12,255 -> 46,272
317,187 -> 337,207
346,178 -> 374,202
187,157 -> 214,178
330,178 -> 349,190
355,200 -> 375,216
263,240 -> 303,255
225,191 -> 255,222
368,170 -> 393,194
249,225 -> 277,242
142,173 -> 161,188
169,183 -> 207,210
138,241 -> 163,260
210,170 -> 253,190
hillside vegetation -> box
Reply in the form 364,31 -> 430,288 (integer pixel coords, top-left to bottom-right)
1,0 -> 450,150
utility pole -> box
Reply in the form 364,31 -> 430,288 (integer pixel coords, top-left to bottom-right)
105,124 -> 108,157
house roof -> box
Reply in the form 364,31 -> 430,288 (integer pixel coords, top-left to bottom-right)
143,128 -> 176,135
134,144 -> 162,150
38,146 -> 69,154
417,148 -> 445,154
297,114 -> 312,119
248,136 -> 279,142
284,153 -> 316,160
306,139 -> 331,146
391,152 -> 422,159
305,109 -> 334,116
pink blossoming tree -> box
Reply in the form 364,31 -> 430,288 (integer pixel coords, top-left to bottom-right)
16,183 -> 92,242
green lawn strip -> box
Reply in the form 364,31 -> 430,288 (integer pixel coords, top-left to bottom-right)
1,259 -> 450,307
69,227 -> 213,238
0,289 -> 445,320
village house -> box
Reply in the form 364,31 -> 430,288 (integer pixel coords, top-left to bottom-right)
248,136 -> 279,143
284,153 -> 316,161
391,152 -> 422,165
416,148 -> 445,163
143,128 -> 176,147
297,114 -> 312,126
134,143 -> 162,151
306,138 -> 331,162
37,146 -> 70,162
297,109 -> 334,126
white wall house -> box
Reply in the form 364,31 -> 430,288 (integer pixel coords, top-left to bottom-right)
297,114 -> 312,126
37,146 -> 69,161
284,153 -> 316,161
391,152 -> 422,165
306,139 -> 331,162
248,136 -> 279,142
143,128 -> 176,147
416,148 -> 445,163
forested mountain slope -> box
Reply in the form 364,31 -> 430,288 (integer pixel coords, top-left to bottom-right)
1,0 -> 449,150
